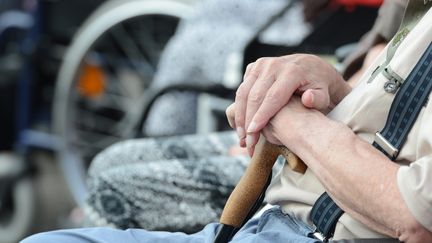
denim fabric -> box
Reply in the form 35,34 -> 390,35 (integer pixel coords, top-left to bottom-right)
21,207 -> 319,243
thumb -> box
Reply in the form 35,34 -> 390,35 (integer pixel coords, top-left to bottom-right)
301,89 -> 331,112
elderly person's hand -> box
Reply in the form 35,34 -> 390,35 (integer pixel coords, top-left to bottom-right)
227,97 -> 320,155
261,97 -> 316,148
227,54 -> 350,156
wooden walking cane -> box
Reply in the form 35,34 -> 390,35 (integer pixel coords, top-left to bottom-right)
213,135 -> 307,243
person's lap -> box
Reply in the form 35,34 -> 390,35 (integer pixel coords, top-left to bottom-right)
84,131 -> 248,231
21,207 -> 319,243
84,131 -> 287,231
85,154 -> 249,231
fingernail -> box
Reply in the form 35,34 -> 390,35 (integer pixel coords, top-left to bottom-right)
237,127 -> 246,139
247,122 -> 257,133
247,143 -> 255,157
239,138 -> 246,147
246,135 -> 254,148
249,147 -> 255,157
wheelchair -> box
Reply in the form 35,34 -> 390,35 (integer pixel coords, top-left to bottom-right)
52,0 -> 198,206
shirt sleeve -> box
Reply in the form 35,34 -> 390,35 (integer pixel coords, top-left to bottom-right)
397,155 -> 432,231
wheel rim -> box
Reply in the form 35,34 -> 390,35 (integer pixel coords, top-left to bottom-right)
53,0 -> 194,205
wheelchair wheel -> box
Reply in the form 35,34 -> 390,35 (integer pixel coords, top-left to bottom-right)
53,0 -> 196,205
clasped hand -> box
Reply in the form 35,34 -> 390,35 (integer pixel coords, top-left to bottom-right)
226,54 -> 350,156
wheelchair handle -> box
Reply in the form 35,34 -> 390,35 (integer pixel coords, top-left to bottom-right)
214,135 -> 306,243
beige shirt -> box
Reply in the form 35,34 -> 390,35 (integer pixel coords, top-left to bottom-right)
265,7 -> 432,240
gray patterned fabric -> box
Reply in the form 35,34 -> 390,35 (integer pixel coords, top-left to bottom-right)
144,0 -> 310,136
84,131 -> 283,232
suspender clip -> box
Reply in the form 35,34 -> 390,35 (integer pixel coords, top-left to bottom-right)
383,79 -> 401,94
374,132 -> 399,159
383,67 -> 404,94
312,229 -> 329,242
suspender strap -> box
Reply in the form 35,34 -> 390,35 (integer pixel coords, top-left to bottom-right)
374,42 -> 432,159
310,192 -> 344,241
311,41 -> 432,242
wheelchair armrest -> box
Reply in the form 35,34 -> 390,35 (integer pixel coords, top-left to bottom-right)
131,82 -> 234,138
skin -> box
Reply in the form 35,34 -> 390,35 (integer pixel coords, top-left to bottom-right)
262,98 -> 432,242
231,54 -> 351,156
227,43 -> 388,157
226,50 -> 432,242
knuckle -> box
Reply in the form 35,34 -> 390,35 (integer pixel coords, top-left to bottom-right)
256,57 -> 277,66
255,57 -> 267,64
245,62 -> 255,72
255,57 -> 271,67
236,84 -> 247,99
283,64 -> 301,76
267,58 -> 280,68
244,68 -> 259,81
243,64 -> 260,81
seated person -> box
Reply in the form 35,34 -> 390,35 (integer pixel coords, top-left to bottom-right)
83,0 -> 403,233
23,0 -> 432,242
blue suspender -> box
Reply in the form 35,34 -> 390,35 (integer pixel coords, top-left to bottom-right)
373,43 -> 432,159
310,42 -> 432,242
310,192 -> 344,241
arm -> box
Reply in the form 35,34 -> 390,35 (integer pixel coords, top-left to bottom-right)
266,99 -> 432,243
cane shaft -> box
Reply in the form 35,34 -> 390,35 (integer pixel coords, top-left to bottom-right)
219,136 -> 306,228
219,137 -> 279,227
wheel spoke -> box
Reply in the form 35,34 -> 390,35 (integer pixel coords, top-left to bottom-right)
109,23 -> 155,79
102,53 -> 147,99
75,107 -> 120,127
136,16 -> 161,65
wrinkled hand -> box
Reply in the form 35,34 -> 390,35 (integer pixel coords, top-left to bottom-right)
228,54 -> 350,156
227,97 -> 321,155
261,97 -> 318,149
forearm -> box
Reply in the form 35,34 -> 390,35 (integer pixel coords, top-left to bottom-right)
276,112 -> 430,242
297,125 -> 401,237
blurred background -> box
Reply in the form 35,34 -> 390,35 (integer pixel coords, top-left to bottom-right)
0,0 -> 382,242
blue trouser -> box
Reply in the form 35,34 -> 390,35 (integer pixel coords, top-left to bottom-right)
21,207 -> 320,243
